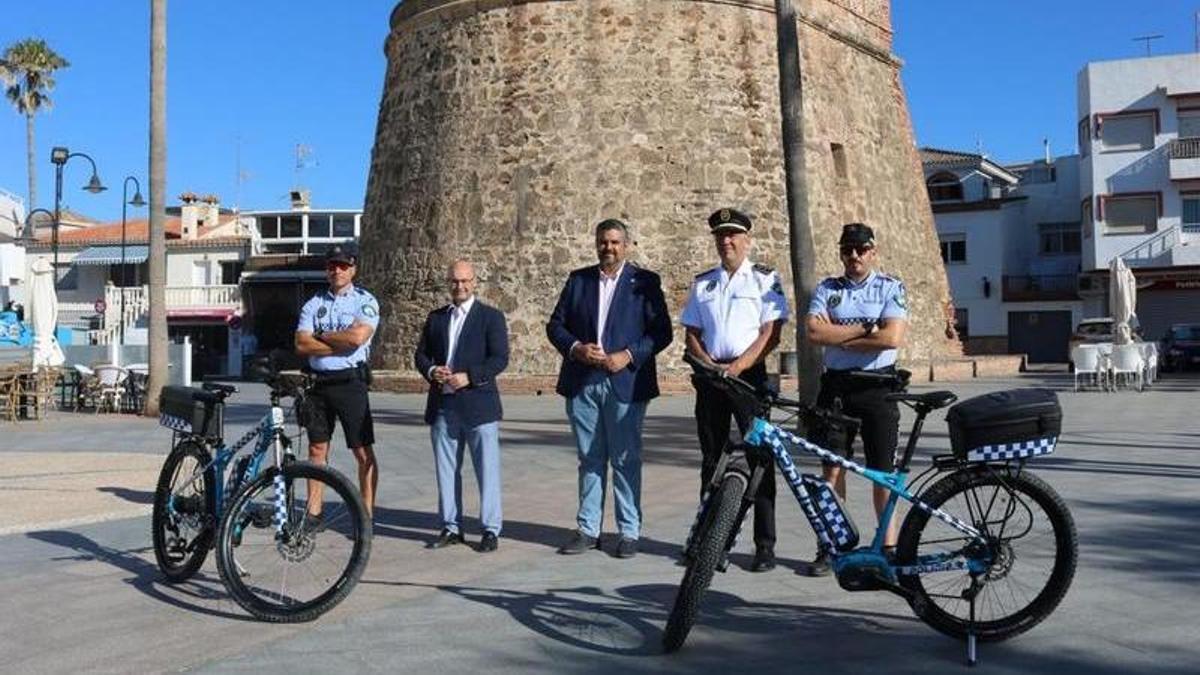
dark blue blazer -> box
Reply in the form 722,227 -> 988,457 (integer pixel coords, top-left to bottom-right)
414,300 -> 509,427
546,263 -> 673,402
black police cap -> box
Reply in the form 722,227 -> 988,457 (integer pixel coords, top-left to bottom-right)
326,243 -> 359,265
839,223 -> 875,247
707,208 -> 752,233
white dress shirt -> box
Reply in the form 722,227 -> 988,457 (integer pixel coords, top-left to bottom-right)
596,262 -> 625,351
442,295 -> 475,393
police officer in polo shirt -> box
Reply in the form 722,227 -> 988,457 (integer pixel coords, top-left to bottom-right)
681,207 -> 789,573
803,222 -> 908,576
295,243 -> 381,518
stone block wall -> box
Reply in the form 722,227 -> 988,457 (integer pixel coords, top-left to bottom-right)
361,0 -> 957,374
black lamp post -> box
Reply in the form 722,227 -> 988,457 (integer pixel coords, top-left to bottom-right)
119,176 -> 147,344
49,146 -> 106,288
17,207 -> 55,246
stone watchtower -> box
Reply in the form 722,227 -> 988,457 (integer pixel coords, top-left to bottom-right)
361,0 -> 957,377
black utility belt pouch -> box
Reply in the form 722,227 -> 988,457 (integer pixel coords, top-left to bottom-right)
801,474 -> 859,552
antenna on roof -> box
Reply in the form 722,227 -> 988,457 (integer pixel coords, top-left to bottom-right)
1133,34 -> 1164,56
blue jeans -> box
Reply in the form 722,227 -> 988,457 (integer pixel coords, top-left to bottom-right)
431,409 -> 502,535
565,380 -> 647,539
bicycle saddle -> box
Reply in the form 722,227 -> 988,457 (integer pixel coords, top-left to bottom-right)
885,390 -> 958,409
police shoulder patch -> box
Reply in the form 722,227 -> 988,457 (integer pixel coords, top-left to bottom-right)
828,294 -> 842,309
362,303 -> 378,318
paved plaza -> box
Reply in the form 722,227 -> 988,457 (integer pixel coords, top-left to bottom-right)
0,372 -> 1197,674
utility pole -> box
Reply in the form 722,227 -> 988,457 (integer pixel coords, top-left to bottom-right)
774,0 -> 822,403
146,0 -> 168,414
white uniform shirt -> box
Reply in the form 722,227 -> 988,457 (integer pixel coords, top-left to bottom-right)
807,270 -> 907,370
680,259 -> 790,361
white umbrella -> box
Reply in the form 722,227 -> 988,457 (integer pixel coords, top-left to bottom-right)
1109,256 -> 1137,345
29,258 -> 65,370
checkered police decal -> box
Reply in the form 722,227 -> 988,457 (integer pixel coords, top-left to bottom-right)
966,436 -> 1057,462
809,480 -> 857,549
159,413 -> 192,433
272,473 -> 288,531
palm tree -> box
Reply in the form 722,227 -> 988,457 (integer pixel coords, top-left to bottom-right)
0,38 -> 70,211
145,0 -> 168,415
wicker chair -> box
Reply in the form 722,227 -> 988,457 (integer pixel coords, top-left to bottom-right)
0,370 -> 20,422
19,367 -> 61,420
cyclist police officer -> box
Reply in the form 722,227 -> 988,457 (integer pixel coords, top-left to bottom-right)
804,222 -> 908,575
681,207 -> 789,573
295,243 -> 381,518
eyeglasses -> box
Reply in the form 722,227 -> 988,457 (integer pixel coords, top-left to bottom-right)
325,262 -> 354,271
839,244 -> 874,257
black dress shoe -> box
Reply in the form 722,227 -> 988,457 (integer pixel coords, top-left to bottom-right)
557,529 -> 599,555
429,528 -> 464,549
750,547 -> 776,572
615,537 -> 638,559
801,550 -> 833,577
479,531 -> 499,553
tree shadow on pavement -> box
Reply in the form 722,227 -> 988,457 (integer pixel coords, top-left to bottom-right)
24,529 -> 250,620
1071,496 -> 1200,586
97,486 -> 155,504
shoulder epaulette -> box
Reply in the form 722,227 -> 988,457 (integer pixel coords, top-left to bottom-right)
694,269 -> 712,279
753,263 -> 775,275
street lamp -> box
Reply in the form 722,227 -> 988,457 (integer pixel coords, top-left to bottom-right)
49,146 -> 106,289
119,176 -> 146,344
16,207 -> 55,246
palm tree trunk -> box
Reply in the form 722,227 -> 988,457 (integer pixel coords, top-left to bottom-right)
145,0 -> 168,415
774,0 -> 821,403
25,112 -> 36,211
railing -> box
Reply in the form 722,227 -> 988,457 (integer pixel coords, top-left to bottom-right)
1118,225 -> 1180,267
1002,275 -> 1079,302
88,285 -> 242,345
1170,137 -> 1200,159
164,285 -> 240,308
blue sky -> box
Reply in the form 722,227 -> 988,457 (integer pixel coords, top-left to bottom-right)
1,1 -> 1196,222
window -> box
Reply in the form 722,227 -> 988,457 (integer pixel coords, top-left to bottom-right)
55,263 -> 78,291
1039,222 -> 1082,255
1081,197 -> 1094,239
1019,165 -> 1057,184
1184,194 -> 1200,233
1078,117 -> 1091,157
1179,110 -> 1200,139
262,242 -> 304,254
926,172 -> 963,202
332,214 -> 356,237
939,234 -> 967,264
954,308 -> 969,340
1099,112 -> 1155,152
306,213 -> 331,238
830,143 -> 848,181
108,263 -> 145,287
258,216 -> 279,239
280,215 -> 303,238
1102,194 -> 1159,235
220,261 -> 245,285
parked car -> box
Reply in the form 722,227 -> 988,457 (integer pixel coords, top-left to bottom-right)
1069,317 -> 1113,352
1160,323 -> 1200,372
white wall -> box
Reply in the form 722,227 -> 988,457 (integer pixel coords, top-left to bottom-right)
1078,53 -> 1200,270
935,209 -> 1008,336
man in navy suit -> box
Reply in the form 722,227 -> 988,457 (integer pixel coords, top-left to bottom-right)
415,260 -> 510,553
546,219 -> 673,558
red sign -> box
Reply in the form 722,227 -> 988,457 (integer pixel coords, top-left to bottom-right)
94,298 -> 107,314
228,315 -> 243,330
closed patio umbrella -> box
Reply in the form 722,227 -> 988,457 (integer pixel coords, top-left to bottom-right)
29,258 -> 65,370
1109,256 -> 1137,345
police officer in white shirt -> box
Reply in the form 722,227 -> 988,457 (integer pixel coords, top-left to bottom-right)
681,208 -> 789,572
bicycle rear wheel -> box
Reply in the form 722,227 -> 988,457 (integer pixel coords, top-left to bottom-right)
897,466 -> 1077,642
152,439 -> 214,582
663,472 -> 747,653
215,461 -> 371,622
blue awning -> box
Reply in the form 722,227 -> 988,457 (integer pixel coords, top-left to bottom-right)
72,245 -> 150,266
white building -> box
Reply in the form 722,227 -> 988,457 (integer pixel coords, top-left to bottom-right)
1077,52 -> 1200,340
0,188 -> 27,310
922,148 -> 1085,363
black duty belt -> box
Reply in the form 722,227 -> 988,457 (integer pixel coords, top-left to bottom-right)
311,365 -> 366,385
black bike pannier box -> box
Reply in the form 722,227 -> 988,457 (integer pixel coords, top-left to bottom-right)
946,388 -> 1061,460
159,386 -> 224,440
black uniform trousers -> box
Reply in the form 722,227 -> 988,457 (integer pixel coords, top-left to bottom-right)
811,367 -> 901,471
693,363 -> 775,551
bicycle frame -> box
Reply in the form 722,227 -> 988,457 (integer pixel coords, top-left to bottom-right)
168,405 -> 289,532
742,417 -> 989,576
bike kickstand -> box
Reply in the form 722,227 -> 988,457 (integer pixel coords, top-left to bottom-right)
965,578 -> 980,667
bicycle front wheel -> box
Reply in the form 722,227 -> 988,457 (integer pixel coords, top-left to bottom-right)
663,472 -> 747,653
896,466 -> 1077,642
215,461 -> 371,622
152,439 -> 214,582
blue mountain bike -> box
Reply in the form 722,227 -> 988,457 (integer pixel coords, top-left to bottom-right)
664,354 -> 1077,663
150,368 -> 371,622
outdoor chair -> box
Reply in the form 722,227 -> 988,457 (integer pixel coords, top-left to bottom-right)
91,365 -> 129,414
1110,344 -> 1145,392
1138,342 -> 1158,384
1071,345 -> 1107,391
0,370 -> 20,422
18,367 -> 60,420
73,364 -> 98,411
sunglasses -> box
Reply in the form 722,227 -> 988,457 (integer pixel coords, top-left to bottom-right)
325,261 -> 354,271
839,244 -> 874,257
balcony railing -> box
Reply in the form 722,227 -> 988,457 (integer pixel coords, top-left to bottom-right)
1171,137 -> 1200,159
1002,275 -> 1079,302
1169,138 -> 1200,181
163,285 -> 240,308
